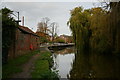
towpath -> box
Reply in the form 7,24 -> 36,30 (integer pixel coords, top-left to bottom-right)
12,47 -> 49,78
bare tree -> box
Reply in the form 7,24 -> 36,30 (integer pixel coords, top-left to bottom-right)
37,17 -> 59,43
37,17 -> 50,34
50,22 -> 59,42
42,17 -> 50,33
37,22 -> 44,32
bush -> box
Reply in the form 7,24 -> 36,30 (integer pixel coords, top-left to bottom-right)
39,37 -> 49,43
55,38 -> 65,43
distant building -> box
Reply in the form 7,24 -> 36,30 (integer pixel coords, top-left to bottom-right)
8,26 -> 40,59
36,31 -> 51,43
59,35 -> 73,43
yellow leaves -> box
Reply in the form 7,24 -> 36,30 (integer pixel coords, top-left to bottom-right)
70,7 -> 83,16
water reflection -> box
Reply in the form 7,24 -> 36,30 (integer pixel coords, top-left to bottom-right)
51,47 -> 120,79
70,52 -> 120,79
52,47 -> 75,78
70,53 -> 93,79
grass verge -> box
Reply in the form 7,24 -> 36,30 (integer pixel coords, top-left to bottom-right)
2,50 -> 40,78
31,51 -> 59,79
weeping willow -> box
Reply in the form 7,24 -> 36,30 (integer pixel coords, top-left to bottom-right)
68,2 -> 120,54
108,2 -> 120,53
67,7 -> 91,53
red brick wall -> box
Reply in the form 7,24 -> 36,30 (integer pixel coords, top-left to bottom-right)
8,28 -> 40,59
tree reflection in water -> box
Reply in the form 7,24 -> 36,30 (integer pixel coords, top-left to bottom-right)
70,52 -> 120,79
52,47 -> 120,79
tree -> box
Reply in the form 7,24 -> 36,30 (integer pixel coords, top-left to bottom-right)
68,2 -> 120,54
37,17 -> 50,34
2,7 -> 17,64
89,7 -> 111,53
37,17 -> 60,44
67,7 -> 91,53
108,2 -> 120,53
50,22 -> 59,42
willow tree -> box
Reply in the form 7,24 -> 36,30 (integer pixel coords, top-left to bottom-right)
89,2 -> 120,54
67,7 -> 91,53
89,7 -> 111,53
108,2 -> 120,53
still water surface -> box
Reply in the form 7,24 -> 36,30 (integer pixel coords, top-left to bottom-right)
51,47 -> 120,79
51,47 -> 75,78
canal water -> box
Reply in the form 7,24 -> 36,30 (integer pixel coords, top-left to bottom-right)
51,47 -> 75,79
51,47 -> 120,79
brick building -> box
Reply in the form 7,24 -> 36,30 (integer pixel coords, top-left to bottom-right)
59,35 -> 73,43
36,31 -> 51,43
8,26 -> 40,59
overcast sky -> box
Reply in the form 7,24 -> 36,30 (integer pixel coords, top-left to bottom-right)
1,2 -> 101,36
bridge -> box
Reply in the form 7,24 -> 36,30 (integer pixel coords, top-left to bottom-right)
40,43 -> 75,48
40,43 -> 75,51
47,43 -> 75,51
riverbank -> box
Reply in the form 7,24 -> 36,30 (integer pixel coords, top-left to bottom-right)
31,50 -> 58,79
2,50 -> 40,78
2,47 -> 58,79
31,47 -> 59,79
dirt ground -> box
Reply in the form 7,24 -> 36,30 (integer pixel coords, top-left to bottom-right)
12,52 -> 40,78
12,47 -> 50,78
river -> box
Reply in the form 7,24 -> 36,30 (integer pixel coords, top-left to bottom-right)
50,47 -> 120,79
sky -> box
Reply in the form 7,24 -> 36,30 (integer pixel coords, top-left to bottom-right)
0,2 -> 102,36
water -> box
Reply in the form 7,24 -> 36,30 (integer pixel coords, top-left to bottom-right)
51,47 -> 120,79
51,47 -> 75,78
70,53 -> 120,79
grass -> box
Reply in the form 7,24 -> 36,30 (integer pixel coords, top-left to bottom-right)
2,50 -> 40,78
31,51 -> 59,79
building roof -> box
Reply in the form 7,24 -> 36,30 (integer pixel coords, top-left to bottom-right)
60,34 -> 71,37
36,31 -> 49,35
19,26 -> 34,34
18,26 -> 39,37
36,31 -> 50,37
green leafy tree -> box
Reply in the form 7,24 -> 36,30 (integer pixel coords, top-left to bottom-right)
67,7 -> 91,53
2,7 -> 17,64
89,7 -> 111,53
108,2 -> 120,53
68,2 -> 120,54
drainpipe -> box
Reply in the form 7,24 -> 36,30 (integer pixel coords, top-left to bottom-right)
22,16 -> 24,26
